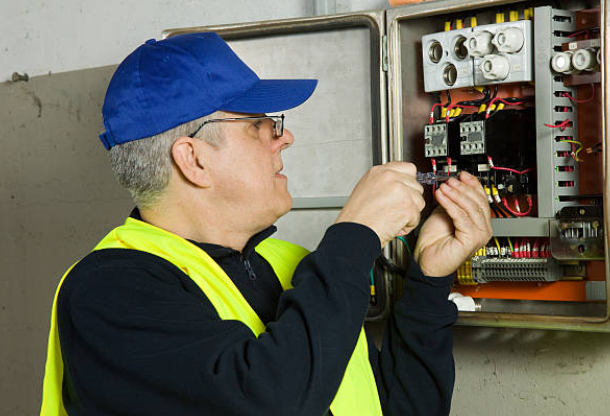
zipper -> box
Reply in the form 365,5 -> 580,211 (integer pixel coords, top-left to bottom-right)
243,258 -> 256,281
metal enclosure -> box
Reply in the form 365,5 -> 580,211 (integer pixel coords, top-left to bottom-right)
164,0 -> 609,330
386,0 -> 609,331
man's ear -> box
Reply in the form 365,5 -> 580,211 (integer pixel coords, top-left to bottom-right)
171,136 -> 212,188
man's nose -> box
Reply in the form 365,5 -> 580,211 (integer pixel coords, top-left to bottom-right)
276,128 -> 295,151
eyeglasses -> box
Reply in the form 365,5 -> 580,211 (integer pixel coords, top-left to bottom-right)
188,114 -> 285,139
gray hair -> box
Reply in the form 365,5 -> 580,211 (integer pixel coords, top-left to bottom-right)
109,111 -> 225,209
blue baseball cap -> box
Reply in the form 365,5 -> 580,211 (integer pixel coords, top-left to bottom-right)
99,32 -> 318,149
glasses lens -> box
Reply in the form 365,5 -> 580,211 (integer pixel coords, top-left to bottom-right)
275,115 -> 284,137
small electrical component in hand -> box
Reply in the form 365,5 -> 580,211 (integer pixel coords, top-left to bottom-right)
416,171 -> 452,185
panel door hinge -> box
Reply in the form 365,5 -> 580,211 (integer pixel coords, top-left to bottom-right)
382,35 -> 388,72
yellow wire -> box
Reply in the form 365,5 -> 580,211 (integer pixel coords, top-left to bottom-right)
559,140 -> 584,160
493,237 -> 502,257
507,237 -> 514,253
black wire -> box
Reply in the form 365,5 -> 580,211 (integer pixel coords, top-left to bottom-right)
495,201 -> 516,218
377,255 -> 409,278
445,90 -> 452,107
457,87 -> 490,107
491,84 -> 499,101
489,203 -> 503,218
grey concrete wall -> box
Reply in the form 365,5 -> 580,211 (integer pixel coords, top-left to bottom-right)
0,67 -> 133,414
452,327 -> 610,416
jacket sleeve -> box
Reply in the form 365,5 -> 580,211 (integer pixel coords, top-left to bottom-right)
57,223 -> 380,416
371,260 -> 458,416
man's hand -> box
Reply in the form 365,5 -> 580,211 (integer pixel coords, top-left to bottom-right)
336,162 -> 425,248
414,171 -> 492,277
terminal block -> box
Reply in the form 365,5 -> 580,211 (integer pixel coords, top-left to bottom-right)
471,257 -> 563,283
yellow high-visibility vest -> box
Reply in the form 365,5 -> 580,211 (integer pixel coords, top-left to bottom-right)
41,217 -> 382,416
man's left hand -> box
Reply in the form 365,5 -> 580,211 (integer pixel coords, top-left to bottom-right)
413,171 -> 493,277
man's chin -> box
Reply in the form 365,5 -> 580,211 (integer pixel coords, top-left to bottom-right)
277,194 -> 293,218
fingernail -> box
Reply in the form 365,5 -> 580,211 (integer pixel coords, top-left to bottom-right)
448,178 -> 458,186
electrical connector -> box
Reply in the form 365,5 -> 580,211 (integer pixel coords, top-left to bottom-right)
491,185 -> 502,204
484,185 -> 493,203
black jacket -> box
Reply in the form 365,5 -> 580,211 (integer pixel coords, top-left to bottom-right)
57,215 -> 457,416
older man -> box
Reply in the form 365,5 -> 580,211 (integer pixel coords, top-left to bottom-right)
41,33 -> 491,416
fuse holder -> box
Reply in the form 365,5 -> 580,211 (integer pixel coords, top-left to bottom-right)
492,27 -> 525,53
480,54 -> 510,80
466,30 -> 494,57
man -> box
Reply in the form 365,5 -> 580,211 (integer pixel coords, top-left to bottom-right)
41,32 -> 492,416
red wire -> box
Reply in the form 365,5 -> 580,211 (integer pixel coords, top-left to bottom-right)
561,85 -> 595,104
492,97 -> 525,107
532,239 -> 540,258
567,29 -> 589,38
502,196 -> 532,217
485,97 -> 525,119
488,157 -> 532,175
544,119 -> 571,129
491,166 -> 533,175
431,159 -> 437,193
429,103 -> 444,124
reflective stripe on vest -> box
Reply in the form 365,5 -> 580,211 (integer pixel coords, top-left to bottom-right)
41,217 -> 382,416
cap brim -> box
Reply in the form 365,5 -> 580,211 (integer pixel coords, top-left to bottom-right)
220,79 -> 318,114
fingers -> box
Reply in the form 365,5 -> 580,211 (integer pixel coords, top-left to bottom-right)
383,161 -> 417,177
435,175 -> 493,244
386,162 -> 424,195
444,174 -> 490,224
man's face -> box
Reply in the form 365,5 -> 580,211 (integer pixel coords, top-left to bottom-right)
204,112 -> 295,233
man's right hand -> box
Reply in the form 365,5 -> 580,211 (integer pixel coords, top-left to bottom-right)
335,162 -> 425,248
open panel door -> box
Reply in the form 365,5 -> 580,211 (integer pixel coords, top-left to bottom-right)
163,12 -> 391,320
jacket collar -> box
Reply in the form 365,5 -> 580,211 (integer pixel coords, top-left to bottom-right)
129,208 -> 277,259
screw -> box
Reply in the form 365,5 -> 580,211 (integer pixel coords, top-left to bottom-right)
11,72 -> 29,82
579,208 -> 586,215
